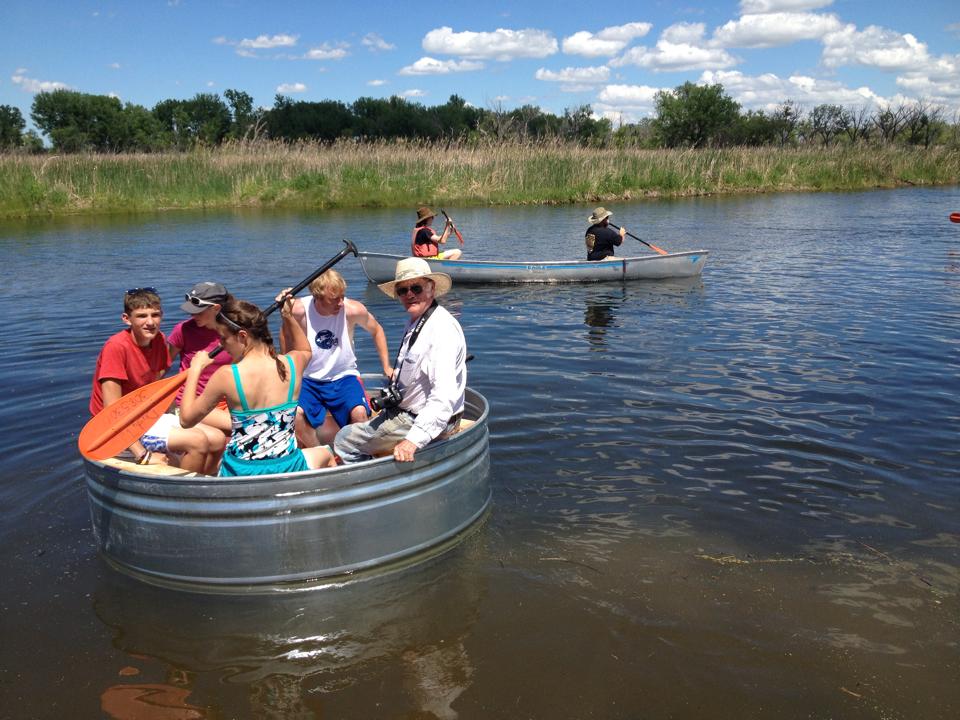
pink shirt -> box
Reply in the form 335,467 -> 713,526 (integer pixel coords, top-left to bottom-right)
168,318 -> 232,404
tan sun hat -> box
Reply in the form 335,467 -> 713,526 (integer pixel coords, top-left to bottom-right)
588,207 -> 612,224
378,257 -> 453,298
416,206 -> 436,223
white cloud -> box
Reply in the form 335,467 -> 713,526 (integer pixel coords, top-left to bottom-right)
109,62 -> 121,69
535,66 -> 609,91
896,55 -> 960,106
562,22 -> 652,57
276,82 -> 307,93
822,24 -> 930,71
739,0 -> 833,13
367,79 -> 387,86
399,57 -> 484,75
212,36 -> 228,45
11,74 -> 71,93
535,66 -> 610,83
699,69 -> 884,111
598,83 -> 662,105
401,88 -> 427,98
593,84 -> 666,122
362,33 -> 395,52
206,81 -> 215,87
240,34 -> 298,49
304,43 -> 349,60
714,12 -> 842,48
612,23 -> 737,72
422,26 -> 557,61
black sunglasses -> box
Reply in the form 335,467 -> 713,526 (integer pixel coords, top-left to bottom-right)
125,287 -> 158,295
395,284 -> 424,297
184,293 -> 217,308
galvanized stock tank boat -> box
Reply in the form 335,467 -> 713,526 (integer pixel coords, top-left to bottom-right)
82,387 -> 490,593
358,250 -> 708,284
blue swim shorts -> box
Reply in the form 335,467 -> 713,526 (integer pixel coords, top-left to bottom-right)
299,375 -> 370,429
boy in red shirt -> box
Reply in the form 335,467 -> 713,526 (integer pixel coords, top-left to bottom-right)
89,288 -> 225,474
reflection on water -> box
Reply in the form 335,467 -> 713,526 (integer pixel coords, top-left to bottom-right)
583,287 -> 623,350
93,542 -> 485,718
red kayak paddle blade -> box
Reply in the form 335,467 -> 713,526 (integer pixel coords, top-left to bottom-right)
78,372 -> 187,461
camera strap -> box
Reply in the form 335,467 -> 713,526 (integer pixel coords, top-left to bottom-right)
390,300 -> 438,390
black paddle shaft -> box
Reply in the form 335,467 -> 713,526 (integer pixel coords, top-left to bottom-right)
608,222 -> 646,247
209,239 -> 359,358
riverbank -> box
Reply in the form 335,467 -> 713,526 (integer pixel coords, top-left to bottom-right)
2,141 -> 958,219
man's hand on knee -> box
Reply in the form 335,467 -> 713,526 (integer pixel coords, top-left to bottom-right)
393,439 -> 417,463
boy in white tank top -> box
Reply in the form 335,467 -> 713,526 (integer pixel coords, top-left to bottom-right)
280,269 -> 393,446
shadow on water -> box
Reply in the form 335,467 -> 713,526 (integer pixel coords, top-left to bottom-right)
92,541 -> 486,719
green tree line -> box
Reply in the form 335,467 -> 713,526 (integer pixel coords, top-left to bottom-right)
1,82 -> 956,153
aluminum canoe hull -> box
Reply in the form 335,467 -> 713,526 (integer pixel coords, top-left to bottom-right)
359,250 -> 708,284
83,388 -> 491,593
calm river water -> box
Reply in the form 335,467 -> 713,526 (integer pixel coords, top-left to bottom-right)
1,188 -> 958,719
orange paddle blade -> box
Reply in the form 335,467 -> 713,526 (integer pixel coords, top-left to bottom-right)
649,243 -> 669,256
78,371 -> 187,461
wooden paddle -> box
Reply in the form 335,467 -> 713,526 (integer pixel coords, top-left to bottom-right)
608,222 -> 669,256
440,209 -> 464,245
78,239 -> 359,461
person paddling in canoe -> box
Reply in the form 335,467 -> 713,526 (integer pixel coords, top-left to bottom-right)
585,206 -> 626,261
88,288 -> 226,474
179,294 -> 337,476
167,281 -> 235,435
412,206 -> 462,261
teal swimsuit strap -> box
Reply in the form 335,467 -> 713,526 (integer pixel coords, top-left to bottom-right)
231,364 -> 251,412
285,355 -> 296,403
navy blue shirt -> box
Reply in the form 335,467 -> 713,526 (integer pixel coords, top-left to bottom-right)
586,224 -> 622,261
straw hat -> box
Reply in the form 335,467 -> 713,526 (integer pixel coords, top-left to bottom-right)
416,206 -> 436,223
588,207 -> 613,224
378,257 -> 452,298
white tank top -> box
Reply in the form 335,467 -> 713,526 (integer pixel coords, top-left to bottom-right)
301,297 -> 359,381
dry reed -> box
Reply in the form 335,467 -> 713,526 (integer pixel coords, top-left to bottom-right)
1,140 -> 958,219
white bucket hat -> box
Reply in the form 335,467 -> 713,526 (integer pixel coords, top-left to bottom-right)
378,257 -> 453,298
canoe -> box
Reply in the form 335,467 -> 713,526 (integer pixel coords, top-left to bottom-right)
358,250 -> 708,284
83,386 -> 490,593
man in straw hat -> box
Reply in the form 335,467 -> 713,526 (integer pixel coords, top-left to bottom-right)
334,257 -> 467,463
585,206 -> 626,261
412,206 -> 463,261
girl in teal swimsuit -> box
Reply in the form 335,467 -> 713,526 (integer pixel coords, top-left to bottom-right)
180,294 -> 336,476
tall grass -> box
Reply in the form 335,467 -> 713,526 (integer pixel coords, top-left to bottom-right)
1,140 -> 958,219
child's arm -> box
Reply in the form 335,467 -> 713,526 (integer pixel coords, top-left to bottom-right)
180,358 -> 227,427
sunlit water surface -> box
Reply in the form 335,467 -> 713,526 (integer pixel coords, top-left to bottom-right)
1,188 -> 958,719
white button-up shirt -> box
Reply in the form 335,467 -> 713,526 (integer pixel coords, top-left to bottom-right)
395,304 -> 467,448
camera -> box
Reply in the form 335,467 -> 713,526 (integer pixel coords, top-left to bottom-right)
369,385 -> 403,412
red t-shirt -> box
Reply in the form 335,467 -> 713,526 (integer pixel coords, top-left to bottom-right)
89,329 -> 170,416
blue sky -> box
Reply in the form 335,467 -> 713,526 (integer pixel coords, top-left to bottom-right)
2,0 -> 958,132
